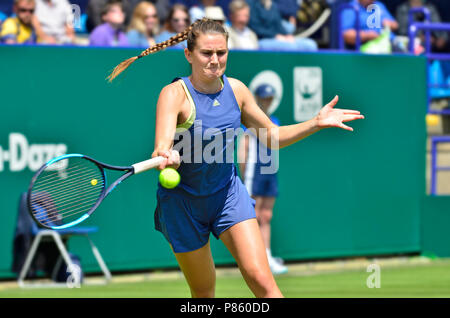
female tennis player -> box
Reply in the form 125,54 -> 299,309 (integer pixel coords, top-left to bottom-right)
108,18 -> 364,298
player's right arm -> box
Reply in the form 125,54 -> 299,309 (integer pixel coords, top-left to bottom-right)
231,78 -> 363,149
152,82 -> 184,170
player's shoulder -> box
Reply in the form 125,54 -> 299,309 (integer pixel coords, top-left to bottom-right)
227,77 -> 248,91
160,78 -> 185,97
156,80 -> 188,111
227,77 -> 251,100
226,77 -> 254,108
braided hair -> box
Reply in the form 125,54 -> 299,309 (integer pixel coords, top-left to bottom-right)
107,18 -> 228,82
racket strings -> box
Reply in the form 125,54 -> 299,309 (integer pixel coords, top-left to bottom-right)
31,190 -> 101,220
31,188 -> 102,217
31,187 -> 102,216
32,173 -> 103,203
31,164 -> 103,207
29,157 -> 104,227
32,163 -> 99,187
32,167 -> 104,203
31,185 -> 102,226
31,191 -> 100,226
32,196 -> 100,224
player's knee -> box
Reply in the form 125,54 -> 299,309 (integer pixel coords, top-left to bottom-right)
243,267 -> 276,296
190,285 -> 215,298
188,276 -> 216,298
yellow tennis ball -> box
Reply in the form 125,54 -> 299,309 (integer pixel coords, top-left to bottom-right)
159,168 -> 180,189
91,179 -> 98,186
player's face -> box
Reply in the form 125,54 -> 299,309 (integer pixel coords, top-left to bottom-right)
185,33 -> 228,81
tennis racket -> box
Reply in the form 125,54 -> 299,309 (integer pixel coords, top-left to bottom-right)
27,152 -> 176,230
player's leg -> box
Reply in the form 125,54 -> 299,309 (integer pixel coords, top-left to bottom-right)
219,219 -> 283,298
155,186 -> 216,297
173,240 -> 216,298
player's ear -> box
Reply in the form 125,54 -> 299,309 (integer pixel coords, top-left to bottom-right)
184,48 -> 192,64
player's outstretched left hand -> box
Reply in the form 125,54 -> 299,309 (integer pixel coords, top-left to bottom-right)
316,95 -> 364,131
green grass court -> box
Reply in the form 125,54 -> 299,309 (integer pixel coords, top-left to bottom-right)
1,257 -> 450,298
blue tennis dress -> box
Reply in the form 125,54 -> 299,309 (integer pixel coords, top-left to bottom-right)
154,75 -> 256,253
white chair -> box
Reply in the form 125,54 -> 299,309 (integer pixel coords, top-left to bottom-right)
16,193 -> 111,288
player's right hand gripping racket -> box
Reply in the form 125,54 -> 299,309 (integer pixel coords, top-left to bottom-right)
27,152 -> 177,230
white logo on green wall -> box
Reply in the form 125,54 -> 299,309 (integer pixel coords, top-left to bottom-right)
0,133 -> 67,172
294,67 -> 323,122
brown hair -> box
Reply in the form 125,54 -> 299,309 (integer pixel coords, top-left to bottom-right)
106,18 -> 228,82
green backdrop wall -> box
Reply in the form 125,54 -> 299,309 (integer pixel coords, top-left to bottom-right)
421,196 -> 450,258
0,46 -> 426,278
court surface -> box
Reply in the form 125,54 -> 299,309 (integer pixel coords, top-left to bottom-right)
1,256 -> 449,298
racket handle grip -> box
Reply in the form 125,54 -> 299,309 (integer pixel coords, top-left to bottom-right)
132,150 -> 180,174
132,157 -> 166,174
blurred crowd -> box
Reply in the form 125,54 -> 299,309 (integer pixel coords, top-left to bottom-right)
0,0 -> 449,53
0,0 -> 323,51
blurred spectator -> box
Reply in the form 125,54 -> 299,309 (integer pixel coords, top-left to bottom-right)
86,0 -> 132,32
155,3 -> 189,47
34,0 -> 75,44
0,0 -> 37,44
87,0 -> 113,32
248,0 -> 318,51
127,1 -> 159,47
189,0 -> 216,23
204,6 -> 226,25
88,0 -> 171,28
173,0 -> 232,19
152,0 -> 172,25
341,0 -> 398,47
274,0 -> 298,34
396,0 -> 448,52
89,0 -> 129,46
225,0 -> 258,50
